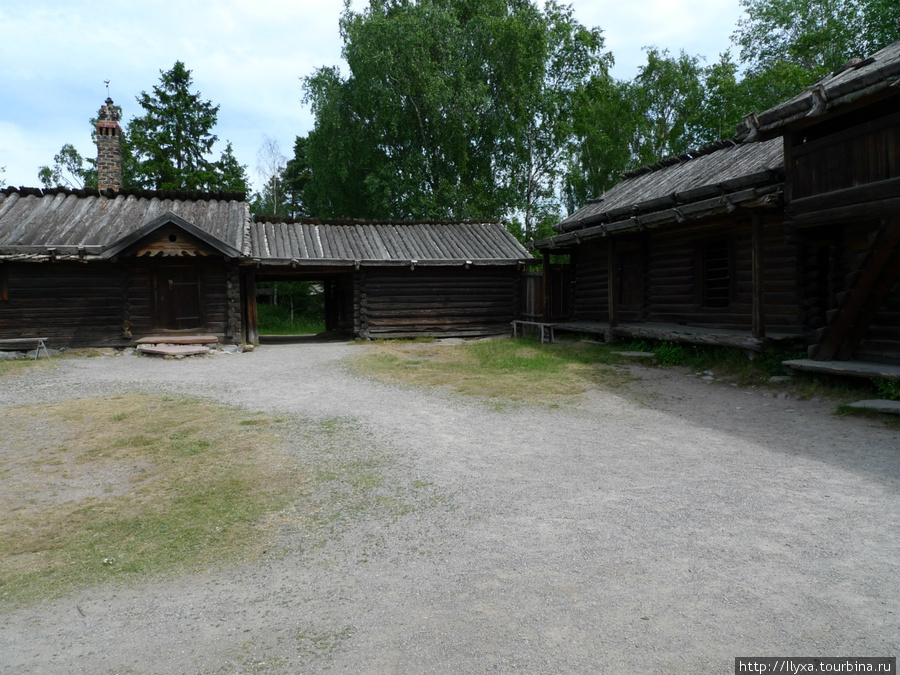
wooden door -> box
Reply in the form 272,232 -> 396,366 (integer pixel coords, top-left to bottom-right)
155,267 -> 203,330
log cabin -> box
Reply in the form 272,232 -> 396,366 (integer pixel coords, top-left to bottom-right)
531,138 -> 802,352
736,39 -> 900,373
246,217 -> 530,341
0,99 -> 531,349
533,38 -> 900,367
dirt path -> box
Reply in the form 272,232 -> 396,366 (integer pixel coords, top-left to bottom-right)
1,343 -> 898,674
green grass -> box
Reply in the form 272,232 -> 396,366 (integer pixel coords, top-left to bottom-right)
0,394 -> 298,606
352,334 -> 890,408
613,337 -> 887,402
352,337 -> 636,404
0,356 -> 51,378
835,402 -> 900,427
257,303 -> 325,336
0,388 -> 450,608
615,338 -> 808,381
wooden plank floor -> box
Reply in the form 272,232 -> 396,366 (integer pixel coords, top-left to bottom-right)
551,321 -> 803,352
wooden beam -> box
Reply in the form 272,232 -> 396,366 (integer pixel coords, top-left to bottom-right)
789,176 -> 900,216
607,239 -> 619,329
815,216 -> 900,361
788,195 -> 900,228
542,250 -> 551,321
752,211 -> 766,339
241,268 -> 259,346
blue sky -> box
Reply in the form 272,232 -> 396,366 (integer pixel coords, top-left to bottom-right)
0,0 -> 746,191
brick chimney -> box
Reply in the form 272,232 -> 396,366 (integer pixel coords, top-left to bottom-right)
96,98 -> 122,192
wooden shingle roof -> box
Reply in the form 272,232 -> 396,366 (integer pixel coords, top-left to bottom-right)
737,39 -> 900,140
0,187 -> 530,265
536,138 -> 784,250
249,218 -> 531,266
0,187 -> 248,259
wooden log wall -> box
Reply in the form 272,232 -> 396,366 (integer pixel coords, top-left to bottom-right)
0,261 -> 129,347
640,218 -> 798,331
0,259 -> 242,348
795,226 -> 843,335
565,215 -> 802,333
571,239 -> 609,322
124,261 -> 234,341
790,110 -> 900,201
202,264 -> 231,338
358,267 -> 518,339
759,218 -> 803,332
519,272 -> 543,321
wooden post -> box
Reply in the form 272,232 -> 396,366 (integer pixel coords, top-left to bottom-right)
607,238 -> 619,329
752,211 -> 765,340
542,250 -> 551,321
241,267 -> 259,346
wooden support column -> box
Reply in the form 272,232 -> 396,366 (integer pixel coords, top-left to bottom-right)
816,216 -> 900,361
607,238 -> 619,329
542,250 -> 552,321
240,267 -> 259,346
752,211 -> 766,340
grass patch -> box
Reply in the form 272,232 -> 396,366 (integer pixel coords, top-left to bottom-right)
0,391 -> 449,609
351,337 -> 635,405
0,356 -> 52,378
0,394 -> 299,606
0,348 -> 128,379
258,303 -> 325,336
834,403 -> 900,428
352,335 -> 887,408
615,338 -> 808,383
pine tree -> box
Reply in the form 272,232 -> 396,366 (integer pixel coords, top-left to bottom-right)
129,61 -> 220,190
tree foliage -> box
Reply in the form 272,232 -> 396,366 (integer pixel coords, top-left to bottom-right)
564,0 -> 898,213
252,136 -> 287,217
39,63 -> 250,194
212,141 -> 251,193
302,0 -> 609,239
564,48 -> 710,210
733,0 -> 898,77
281,135 -> 313,219
129,61 -> 221,190
38,144 -> 92,190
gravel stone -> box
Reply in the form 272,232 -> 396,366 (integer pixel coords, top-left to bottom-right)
1,342 -> 898,674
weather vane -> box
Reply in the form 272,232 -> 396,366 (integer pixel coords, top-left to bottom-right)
104,80 -> 110,97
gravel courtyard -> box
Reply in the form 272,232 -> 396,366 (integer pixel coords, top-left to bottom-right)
1,341 -> 898,674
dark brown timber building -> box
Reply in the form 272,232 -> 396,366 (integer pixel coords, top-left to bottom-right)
0,101 -> 531,348
532,39 -> 900,372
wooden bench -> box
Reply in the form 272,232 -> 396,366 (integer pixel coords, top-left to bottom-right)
511,320 -> 555,343
0,337 -> 50,359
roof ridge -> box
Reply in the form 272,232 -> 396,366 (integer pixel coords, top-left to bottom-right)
620,139 -> 739,180
0,185 -> 246,202
251,216 -> 501,226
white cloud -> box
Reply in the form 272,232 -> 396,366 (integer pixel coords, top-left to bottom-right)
0,0 -> 744,190
562,0 -> 744,76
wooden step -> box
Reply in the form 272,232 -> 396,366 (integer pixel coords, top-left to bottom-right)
137,345 -> 211,357
135,335 -> 218,345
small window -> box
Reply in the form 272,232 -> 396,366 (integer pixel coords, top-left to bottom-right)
0,266 -> 8,302
701,241 -> 731,308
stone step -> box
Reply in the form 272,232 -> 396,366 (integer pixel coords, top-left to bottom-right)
137,345 -> 211,357
135,335 -> 218,345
